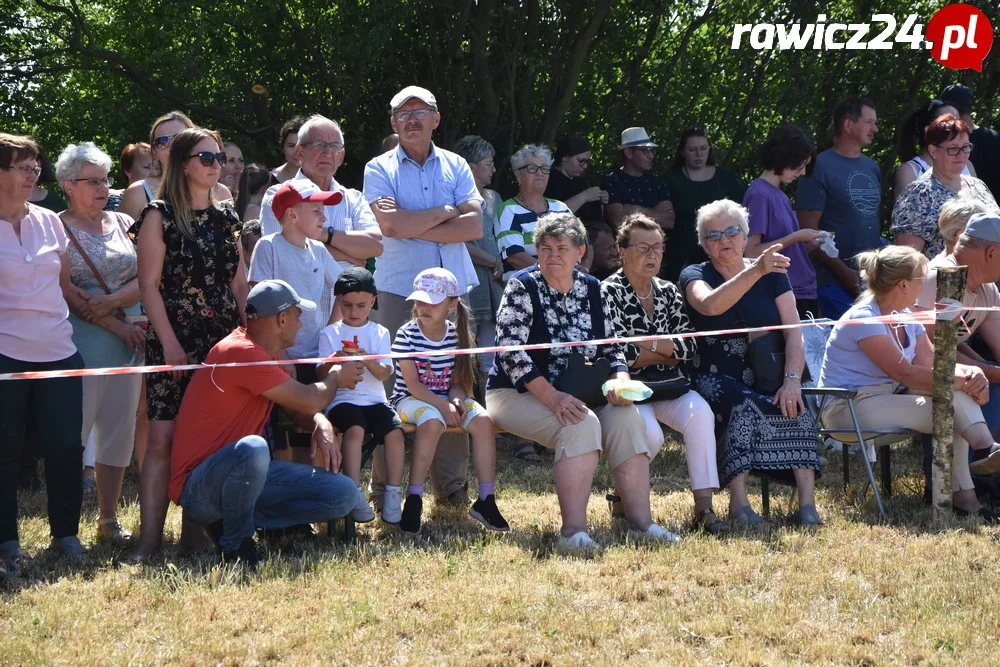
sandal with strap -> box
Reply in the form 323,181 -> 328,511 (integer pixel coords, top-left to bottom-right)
96,518 -> 133,546
694,508 -> 729,535
514,441 -> 543,462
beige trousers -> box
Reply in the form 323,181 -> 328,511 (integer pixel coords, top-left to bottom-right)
486,388 -> 649,470
820,382 -> 985,492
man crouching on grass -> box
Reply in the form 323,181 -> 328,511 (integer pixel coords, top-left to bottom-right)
167,280 -> 364,569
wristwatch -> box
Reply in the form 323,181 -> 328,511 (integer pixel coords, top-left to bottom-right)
784,371 -> 800,380
326,228 -> 335,246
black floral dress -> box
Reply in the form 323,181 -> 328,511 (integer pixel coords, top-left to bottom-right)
130,201 -> 242,420
678,261 -> 818,487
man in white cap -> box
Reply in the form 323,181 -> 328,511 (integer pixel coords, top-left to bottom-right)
169,279 -> 364,569
259,114 -> 383,269
363,84 -> 484,508
601,127 -> 674,232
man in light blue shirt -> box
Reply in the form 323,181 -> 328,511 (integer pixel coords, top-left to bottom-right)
363,85 -> 484,508
260,115 -> 383,270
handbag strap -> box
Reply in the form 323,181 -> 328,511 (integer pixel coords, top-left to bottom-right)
60,214 -> 127,320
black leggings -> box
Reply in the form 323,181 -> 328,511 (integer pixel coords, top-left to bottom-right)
0,352 -> 84,543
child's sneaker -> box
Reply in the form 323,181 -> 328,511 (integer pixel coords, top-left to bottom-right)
382,487 -> 403,524
469,495 -> 510,532
351,486 -> 376,523
399,494 -> 423,534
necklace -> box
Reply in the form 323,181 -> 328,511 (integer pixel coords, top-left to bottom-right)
515,194 -> 549,215
633,281 -> 653,300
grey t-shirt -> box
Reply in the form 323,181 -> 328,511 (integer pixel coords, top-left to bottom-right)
796,149 -> 882,286
248,232 -> 342,358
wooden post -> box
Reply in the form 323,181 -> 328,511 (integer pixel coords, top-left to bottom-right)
931,265 -> 967,522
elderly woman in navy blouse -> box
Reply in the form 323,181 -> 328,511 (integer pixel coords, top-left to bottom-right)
486,212 -> 677,553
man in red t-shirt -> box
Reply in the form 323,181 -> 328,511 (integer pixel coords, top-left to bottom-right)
170,279 -> 363,566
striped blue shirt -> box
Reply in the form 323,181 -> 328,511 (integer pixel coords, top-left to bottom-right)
495,198 -> 571,281
390,319 -> 458,406
363,143 -> 483,296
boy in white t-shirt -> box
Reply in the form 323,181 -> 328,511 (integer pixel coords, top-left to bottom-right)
317,268 -> 405,524
249,180 -> 344,376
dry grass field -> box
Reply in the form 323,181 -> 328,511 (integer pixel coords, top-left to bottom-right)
3,436 -> 1000,665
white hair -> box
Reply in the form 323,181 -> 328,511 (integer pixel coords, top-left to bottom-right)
695,199 -> 750,246
296,115 -> 344,146
511,144 -> 553,170
55,142 -> 112,183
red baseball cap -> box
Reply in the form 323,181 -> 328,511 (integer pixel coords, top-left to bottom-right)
270,180 -> 344,220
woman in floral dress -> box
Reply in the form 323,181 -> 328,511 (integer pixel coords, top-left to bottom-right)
129,127 -> 248,561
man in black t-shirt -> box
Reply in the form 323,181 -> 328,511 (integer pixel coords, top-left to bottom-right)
601,127 -> 674,233
941,83 -> 1000,201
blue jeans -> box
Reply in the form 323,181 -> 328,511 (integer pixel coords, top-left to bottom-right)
179,435 -> 355,550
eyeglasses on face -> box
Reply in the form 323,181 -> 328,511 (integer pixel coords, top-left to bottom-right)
71,176 -> 114,188
187,151 -> 228,167
574,156 -> 590,166
517,164 -> 551,174
936,142 -> 974,156
702,226 -> 742,242
623,242 -> 665,255
631,147 -> 655,155
393,108 -> 435,122
153,133 -> 178,149
302,140 -> 345,152
3,164 -> 41,177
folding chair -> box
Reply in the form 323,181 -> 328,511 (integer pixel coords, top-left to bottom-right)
798,319 -> 919,519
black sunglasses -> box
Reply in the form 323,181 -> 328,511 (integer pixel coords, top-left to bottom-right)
187,151 -> 228,167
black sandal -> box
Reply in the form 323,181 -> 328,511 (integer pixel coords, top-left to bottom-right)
606,493 -> 625,519
514,441 -> 543,462
695,507 -> 729,535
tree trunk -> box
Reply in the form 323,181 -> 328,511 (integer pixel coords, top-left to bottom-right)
931,265 -> 967,522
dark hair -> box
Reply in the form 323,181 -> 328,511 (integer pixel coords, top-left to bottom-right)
614,213 -> 663,247
0,133 -> 40,170
279,115 -> 308,147
240,219 -> 262,258
940,83 -> 973,116
759,124 -> 816,177
235,163 -> 276,220
831,97 -> 876,137
671,127 -> 716,169
895,100 -> 958,161
553,135 -> 592,163
925,114 -> 970,146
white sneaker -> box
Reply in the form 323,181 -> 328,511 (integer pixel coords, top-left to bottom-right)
556,531 -> 602,556
628,522 -> 680,544
351,486 -> 376,523
381,487 -> 402,525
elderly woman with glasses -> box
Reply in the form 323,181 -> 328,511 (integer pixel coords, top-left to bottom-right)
488,212 -> 677,553
55,142 -> 145,545
128,127 -> 248,562
679,199 -> 821,528
602,213 -> 723,533
891,114 -> 998,259
0,133 -> 88,569
495,144 -> 572,282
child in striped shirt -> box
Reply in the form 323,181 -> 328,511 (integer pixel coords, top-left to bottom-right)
390,268 -> 508,534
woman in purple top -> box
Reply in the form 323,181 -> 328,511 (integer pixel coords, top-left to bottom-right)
744,124 -> 827,319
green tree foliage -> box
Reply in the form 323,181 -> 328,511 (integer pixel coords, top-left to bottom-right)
1,0 -> 997,204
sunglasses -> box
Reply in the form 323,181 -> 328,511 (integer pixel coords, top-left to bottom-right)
152,133 -> 178,149
187,151 -> 228,167
702,226 -> 742,242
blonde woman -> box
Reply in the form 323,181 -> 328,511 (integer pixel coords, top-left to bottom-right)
129,127 -> 248,561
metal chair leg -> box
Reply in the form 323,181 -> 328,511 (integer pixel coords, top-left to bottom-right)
761,477 -> 770,518
879,445 -> 892,498
847,399 -> 886,518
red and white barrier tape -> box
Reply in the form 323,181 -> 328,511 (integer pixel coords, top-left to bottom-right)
0,304 -> 985,382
